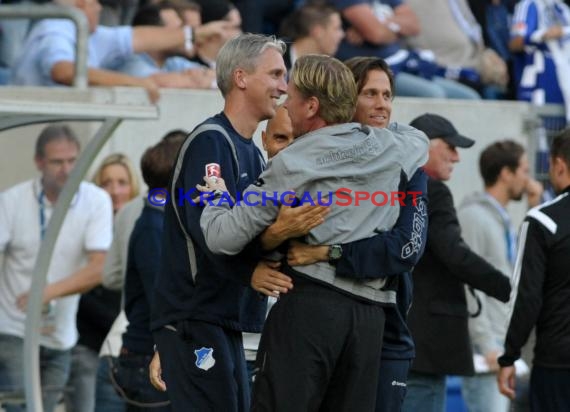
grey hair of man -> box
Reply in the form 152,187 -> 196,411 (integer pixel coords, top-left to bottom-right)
216,33 -> 286,97
35,124 -> 81,159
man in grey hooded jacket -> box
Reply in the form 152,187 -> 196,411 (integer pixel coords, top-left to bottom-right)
458,139 -> 542,412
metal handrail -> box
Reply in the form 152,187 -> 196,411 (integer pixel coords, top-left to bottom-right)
530,102 -> 566,118
0,4 -> 89,88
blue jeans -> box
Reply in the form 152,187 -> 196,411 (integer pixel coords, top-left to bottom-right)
114,351 -> 170,411
94,356 -> 125,412
0,333 -> 71,412
395,73 -> 481,100
462,373 -> 509,412
401,372 -> 446,412
65,344 -> 100,412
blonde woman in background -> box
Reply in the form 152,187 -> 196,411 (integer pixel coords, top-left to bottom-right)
92,153 -> 140,215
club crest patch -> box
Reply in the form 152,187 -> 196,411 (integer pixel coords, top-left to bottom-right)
194,347 -> 216,371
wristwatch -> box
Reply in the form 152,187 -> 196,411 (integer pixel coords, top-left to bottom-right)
328,244 -> 343,264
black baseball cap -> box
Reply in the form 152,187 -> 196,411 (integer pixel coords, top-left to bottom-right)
410,113 -> 475,148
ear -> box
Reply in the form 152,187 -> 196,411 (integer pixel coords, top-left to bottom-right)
553,156 -> 568,177
310,24 -> 323,40
306,96 -> 320,118
498,165 -> 513,182
234,68 -> 247,90
34,155 -> 44,171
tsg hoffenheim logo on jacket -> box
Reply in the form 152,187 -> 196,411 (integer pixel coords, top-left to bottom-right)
194,347 -> 216,371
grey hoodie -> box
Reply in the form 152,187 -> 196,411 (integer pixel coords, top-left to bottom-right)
458,192 -> 515,354
200,122 -> 429,304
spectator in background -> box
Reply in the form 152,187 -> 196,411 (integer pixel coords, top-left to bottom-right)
405,0 -> 509,99
118,3 -> 217,89
10,0 -> 233,101
96,0 -> 136,26
279,3 -> 345,69
195,0 -> 241,29
114,136 -> 185,411
0,124 -> 113,412
468,0 -> 519,99
0,0 -> 52,83
65,153 -> 140,412
92,153 -> 140,214
325,0 -> 481,99
191,0 -> 243,68
400,114 -> 512,412
94,130 -> 188,412
232,0 -> 295,34
498,129 -> 570,412
458,141 -> 541,412
510,0 -> 570,124
172,0 -> 202,27
468,0 -> 518,63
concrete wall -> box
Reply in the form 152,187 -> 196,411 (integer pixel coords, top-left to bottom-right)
0,87 -> 537,226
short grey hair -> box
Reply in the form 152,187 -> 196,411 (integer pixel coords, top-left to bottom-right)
216,33 -> 286,97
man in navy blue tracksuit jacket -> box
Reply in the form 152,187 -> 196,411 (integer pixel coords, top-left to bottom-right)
150,34 -> 291,412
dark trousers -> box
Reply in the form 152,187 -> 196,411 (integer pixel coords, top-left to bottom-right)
252,280 -> 386,412
114,350 -> 170,412
153,321 -> 249,412
530,365 -> 570,412
376,359 -> 412,412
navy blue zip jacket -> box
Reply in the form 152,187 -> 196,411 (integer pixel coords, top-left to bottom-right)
151,113 -> 266,333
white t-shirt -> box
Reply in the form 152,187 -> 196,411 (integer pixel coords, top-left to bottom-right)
0,179 -> 113,350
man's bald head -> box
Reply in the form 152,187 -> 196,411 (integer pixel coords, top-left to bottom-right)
262,105 -> 294,159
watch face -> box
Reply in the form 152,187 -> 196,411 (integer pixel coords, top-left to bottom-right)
329,245 -> 342,260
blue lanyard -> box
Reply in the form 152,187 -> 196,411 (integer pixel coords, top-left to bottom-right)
38,190 -> 47,240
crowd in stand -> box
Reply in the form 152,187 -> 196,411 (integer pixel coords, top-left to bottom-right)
2,1 -> 570,412
0,0 -> 569,110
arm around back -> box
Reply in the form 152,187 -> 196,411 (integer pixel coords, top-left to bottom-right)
336,168 -> 428,279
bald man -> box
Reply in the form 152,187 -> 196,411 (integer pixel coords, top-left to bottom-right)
261,105 -> 294,159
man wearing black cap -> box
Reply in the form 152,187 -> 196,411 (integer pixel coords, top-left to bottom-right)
401,113 -> 512,412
